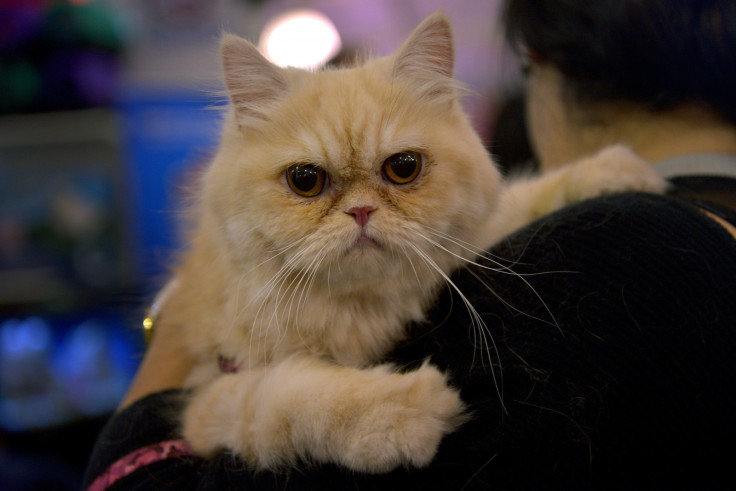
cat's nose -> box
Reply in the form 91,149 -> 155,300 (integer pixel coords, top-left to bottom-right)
345,206 -> 376,227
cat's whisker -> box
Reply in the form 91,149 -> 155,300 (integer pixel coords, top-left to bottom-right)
241,237 -> 309,279
294,247 -> 330,347
278,255 -> 309,328
251,234 -> 333,356
430,226 -> 576,278
266,255 -> 314,360
266,238 -> 308,255
268,270 -> 296,342
303,248 -> 328,311
294,243 -> 327,313
423,225 -> 518,267
394,211 -> 534,274
281,246 -> 324,345
326,263 -> 333,300
469,266 -> 560,333
248,244 -> 307,310
405,241 -> 506,412
412,246 -> 504,409
245,249 -> 311,365
420,229 -> 522,276
275,245 -> 321,319
395,240 -> 424,286
417,231 -> 560,332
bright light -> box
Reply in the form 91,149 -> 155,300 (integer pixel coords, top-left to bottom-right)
258,9 -> 342,70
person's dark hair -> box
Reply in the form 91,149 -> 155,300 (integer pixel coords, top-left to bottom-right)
503,0 -> 736,125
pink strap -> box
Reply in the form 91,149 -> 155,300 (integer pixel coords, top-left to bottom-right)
87,439 -> 194,491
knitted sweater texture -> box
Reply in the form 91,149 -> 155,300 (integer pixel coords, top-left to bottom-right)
84,193 -> 736,490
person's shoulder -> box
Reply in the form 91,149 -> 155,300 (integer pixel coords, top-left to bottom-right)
548,191 -> 695,227
489,190 -> 736,278
510,191 -> 717,243
557,191 -> 736,246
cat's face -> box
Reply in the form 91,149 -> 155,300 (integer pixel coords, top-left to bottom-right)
203,14 -> 501,297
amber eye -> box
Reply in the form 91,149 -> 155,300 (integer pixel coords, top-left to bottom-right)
286,163 -> 327,197
382,151 -> 422,184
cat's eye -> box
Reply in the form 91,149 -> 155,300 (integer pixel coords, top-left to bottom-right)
382,151 -> 423,185
286,163 -> 327,197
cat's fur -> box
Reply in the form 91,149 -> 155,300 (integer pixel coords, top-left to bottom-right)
160,13 -> 667,473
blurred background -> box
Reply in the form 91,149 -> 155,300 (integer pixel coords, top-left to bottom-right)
0,0 -> 529,488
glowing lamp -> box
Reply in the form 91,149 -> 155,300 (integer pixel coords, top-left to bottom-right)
258,9 -> 342,70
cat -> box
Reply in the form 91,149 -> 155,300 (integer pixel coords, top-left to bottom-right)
154,12 -> 668,473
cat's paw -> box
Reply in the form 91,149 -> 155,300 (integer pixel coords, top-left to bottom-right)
181,372 -> 263,462
337,362 -> 465,472
181,359 -> 465,473
566,144 -> 670,201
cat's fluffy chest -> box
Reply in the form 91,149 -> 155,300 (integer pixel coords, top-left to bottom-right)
210,258 -> 439,368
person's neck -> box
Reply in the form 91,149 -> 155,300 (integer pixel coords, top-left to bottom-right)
541,102 -> 736,170
606,103 -> 736,212
611,104 -> 736,163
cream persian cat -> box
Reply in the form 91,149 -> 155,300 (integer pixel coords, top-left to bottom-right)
154,12 -> 666,473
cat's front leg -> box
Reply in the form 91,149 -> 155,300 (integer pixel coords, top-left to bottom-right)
487,145 -> 669,241
551,144 -> 670,202
182,356 -> 465,472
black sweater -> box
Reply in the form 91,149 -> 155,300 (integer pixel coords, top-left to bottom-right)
84,193 -> 736,490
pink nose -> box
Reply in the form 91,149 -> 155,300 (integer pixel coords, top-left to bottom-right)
346,206 -> 376,227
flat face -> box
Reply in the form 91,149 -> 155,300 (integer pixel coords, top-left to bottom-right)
208,57 -> 500,294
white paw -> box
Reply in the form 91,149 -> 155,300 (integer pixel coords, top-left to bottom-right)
337,362 -> 465,473
567,144 -> 670,201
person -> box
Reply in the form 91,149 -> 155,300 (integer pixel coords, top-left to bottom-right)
508,0 -> 736,213
83,1 -> 736,489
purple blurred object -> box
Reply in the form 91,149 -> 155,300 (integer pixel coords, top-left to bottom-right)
0,4 -> 44,55
41,49 -> 119,109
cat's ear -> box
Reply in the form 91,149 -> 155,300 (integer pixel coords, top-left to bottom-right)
220,33 -> 287,125
391,12 -> 456,100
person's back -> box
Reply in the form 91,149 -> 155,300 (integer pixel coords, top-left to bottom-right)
503,0 -> 736,194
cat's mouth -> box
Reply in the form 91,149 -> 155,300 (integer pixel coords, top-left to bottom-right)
352,232 -> 381,250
